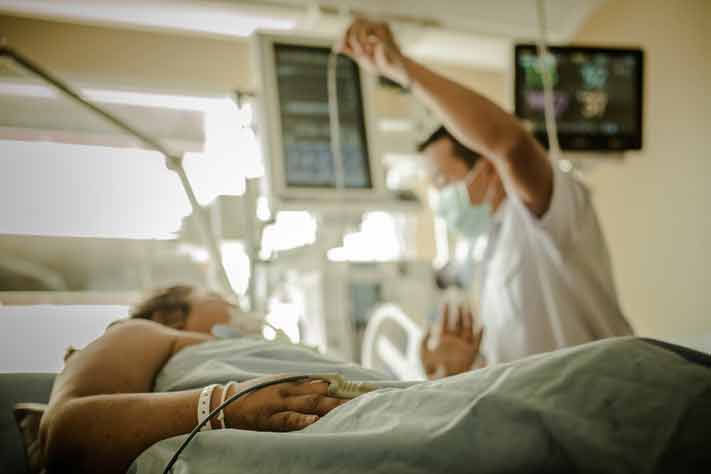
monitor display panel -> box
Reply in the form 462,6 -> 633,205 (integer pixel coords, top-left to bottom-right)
515,44 -> 643,151
274,43 -> 372,189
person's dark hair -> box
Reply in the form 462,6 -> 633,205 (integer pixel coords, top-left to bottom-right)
130,285 -> 195,322
417,126 -> 481,168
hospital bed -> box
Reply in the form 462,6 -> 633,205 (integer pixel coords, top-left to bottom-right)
2,295 -> 710,474
4,337 -> 709,474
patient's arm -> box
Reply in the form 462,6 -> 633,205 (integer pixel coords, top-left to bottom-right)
40,319 -> 345,474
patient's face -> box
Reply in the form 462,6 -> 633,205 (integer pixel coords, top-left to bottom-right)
183,291 -> 233,334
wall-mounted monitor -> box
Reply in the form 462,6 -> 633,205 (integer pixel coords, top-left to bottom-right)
514,44 -> 644,152
254,32 -> 388,209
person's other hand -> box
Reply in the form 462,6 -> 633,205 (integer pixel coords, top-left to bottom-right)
336,18 -> 410,87
223,376 -> 348,432
420,305 -> 484,379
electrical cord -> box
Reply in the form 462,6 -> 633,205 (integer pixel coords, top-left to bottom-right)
535,0 -> 562,159
327,51 -> 346,193
506,0 -> 566,349
162,374 -> 309,474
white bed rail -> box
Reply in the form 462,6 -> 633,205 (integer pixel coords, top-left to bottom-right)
361,303 -> 425,381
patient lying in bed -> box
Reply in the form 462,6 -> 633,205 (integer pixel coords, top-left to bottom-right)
41,286 -> 711,474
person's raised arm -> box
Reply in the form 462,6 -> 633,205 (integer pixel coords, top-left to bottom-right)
338,19 -> 553,217
39,319 -> 346,474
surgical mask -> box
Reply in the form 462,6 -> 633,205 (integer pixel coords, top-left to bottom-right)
432,168 -> 491,238
211,308 -> 265,339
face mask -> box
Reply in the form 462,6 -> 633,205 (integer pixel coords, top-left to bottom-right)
432,169 -> 491,238
211,308 -> 264,339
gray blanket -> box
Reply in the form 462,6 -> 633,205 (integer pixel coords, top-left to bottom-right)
129,337 -> 711,474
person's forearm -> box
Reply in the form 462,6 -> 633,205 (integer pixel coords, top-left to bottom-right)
402,56 -> 527,162
403,56 -> 553,215
42,390 -> 206,474
339,18 -> 553,214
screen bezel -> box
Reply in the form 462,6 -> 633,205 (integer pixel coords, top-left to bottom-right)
514,44 -> 644,152
254,32 -> 387,208
274,43 -> 373,190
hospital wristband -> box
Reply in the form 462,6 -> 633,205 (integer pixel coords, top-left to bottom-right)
216,381 -> 239,429
197,384 -> 219,431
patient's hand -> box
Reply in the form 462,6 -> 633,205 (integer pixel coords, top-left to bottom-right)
222,376 -> 348,432
420,305 -> 484,379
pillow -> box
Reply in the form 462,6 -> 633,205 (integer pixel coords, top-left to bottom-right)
13,402 -> 48,474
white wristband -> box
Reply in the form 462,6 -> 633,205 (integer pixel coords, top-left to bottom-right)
217,381 -> 239,429
197,384 -> 218,431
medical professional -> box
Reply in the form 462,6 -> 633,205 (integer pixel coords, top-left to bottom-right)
337,19 -> 633,377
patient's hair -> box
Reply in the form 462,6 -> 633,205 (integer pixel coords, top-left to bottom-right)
130,285 -> 195,323
417,126 -> 481,168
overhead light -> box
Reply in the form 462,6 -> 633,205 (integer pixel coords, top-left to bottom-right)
0,0 -> 300,37
83,89 -> 230,111
0,81 -> 232,110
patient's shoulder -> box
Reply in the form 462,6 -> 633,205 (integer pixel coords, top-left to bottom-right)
97,319 -> 211,360
107,317 -> 160,330
95,318 -> 179,353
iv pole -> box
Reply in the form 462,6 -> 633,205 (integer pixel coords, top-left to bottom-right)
0,44 -> 240,303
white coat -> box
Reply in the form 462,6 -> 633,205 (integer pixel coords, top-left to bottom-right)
477,165 -> 633,365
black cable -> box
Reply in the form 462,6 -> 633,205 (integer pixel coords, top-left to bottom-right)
162,375 -> 310,474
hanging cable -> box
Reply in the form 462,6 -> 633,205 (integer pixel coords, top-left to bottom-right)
535,0 -> 562,160
511,0 -> 567,348
327,51 -> 347,193
494,0 -> 570,349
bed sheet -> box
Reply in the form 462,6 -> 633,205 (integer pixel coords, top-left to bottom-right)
130,337 -> 711,474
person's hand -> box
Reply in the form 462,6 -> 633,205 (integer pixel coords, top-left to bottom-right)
223,375 -> 348,432
336,18 -> 410,87
420,305 -> 484,379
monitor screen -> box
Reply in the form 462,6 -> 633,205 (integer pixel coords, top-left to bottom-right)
514,44 -> 643,151
274,43 -> 373,188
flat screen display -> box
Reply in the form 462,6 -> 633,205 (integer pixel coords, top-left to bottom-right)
515,44 -> 643,151
274,43 -> 372,188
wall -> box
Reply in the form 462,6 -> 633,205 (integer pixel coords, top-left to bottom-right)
573,0 -> 711,347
